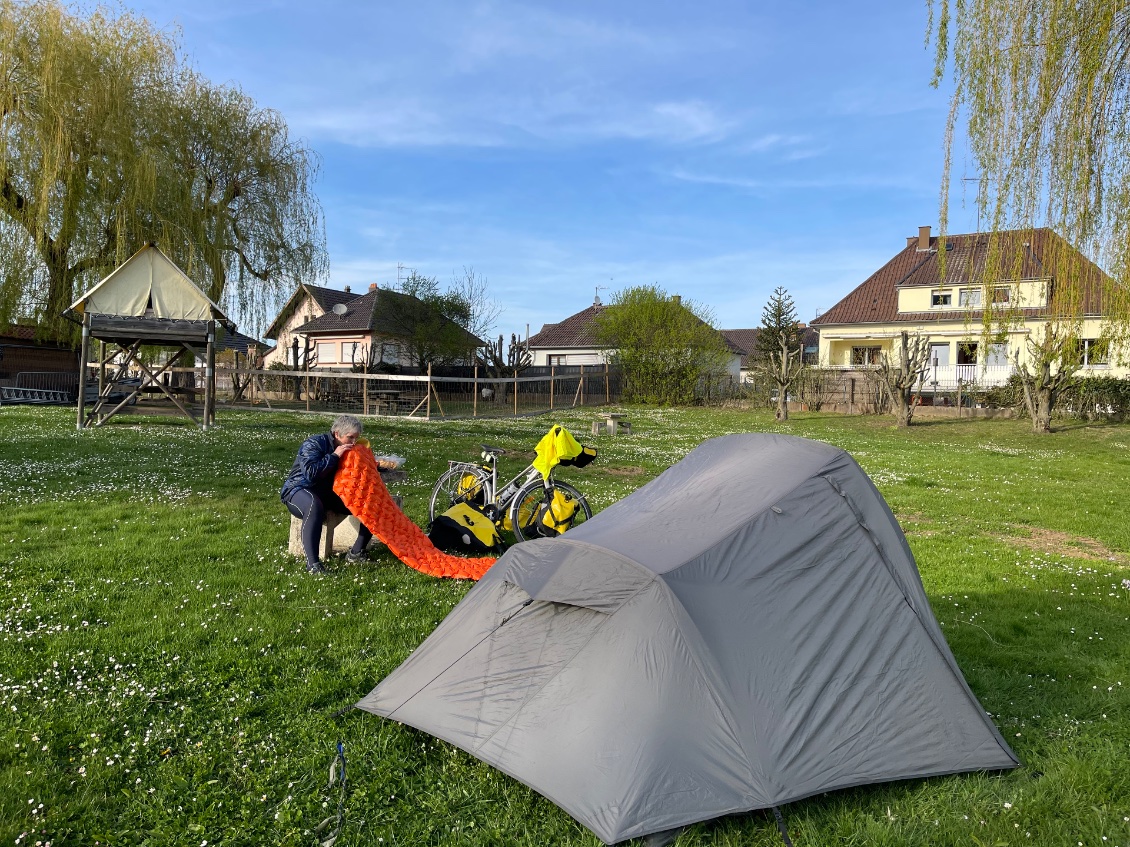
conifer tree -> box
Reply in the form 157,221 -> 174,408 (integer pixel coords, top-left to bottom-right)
756,286 -> 804,421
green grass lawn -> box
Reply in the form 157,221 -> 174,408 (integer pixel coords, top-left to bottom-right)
1,405 -> 1128,846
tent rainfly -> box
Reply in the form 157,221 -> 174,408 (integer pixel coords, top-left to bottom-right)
66,245 -> 234,430
358,433 -> 1019,845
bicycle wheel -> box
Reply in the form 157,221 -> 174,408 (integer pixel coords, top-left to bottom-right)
509,479 -> 591,543
429,466 -> 491,523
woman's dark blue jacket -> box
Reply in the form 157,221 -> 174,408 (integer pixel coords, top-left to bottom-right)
280,433 -> 340,501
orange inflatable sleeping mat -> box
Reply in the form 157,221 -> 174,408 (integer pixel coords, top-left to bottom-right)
332,445 -> 496,580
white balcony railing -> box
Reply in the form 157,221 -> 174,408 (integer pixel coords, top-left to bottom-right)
829,363 -> 1015,389
923,364 -> 1014,389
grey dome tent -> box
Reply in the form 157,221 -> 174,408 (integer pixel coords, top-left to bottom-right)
357,433 -> 1018,844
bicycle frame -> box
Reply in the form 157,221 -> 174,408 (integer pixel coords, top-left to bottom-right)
447,449 -> 543,514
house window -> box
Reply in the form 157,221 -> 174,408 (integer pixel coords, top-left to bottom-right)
930,291 -> 952,307
342,341 -> 361,364
1081,338 -> 1109,366
992,287 -> 1011,304
986,342 -> 1009,367
957,341 -> 978,365
315,341 -> 336,363
958,288 -> 982,307
929,342 -> 950,367
850,346 -> 882,366
548,355 -> 568,367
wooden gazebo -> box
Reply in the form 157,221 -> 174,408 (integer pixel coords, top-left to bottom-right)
66,245 -> 235,430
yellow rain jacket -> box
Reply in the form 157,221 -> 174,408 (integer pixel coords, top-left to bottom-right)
532,426 -> 584,479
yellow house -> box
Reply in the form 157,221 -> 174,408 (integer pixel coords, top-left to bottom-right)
811,227 -> 1127,389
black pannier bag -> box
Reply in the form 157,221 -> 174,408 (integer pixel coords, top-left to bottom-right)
428,502 -> 503,554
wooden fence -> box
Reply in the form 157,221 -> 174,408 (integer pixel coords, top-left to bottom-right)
207,363 -> 623,419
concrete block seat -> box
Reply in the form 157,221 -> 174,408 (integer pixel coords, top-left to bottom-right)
592,413 -> 632,436
287,469 -> 406,559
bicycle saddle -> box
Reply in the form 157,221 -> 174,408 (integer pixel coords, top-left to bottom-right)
480,444 -> 506,457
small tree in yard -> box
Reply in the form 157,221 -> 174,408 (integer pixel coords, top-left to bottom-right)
390,271 -> 478,368
877,331 -> 932,427
1015,322 -> 1086,433
755,287 -> 804,421
796,365 -> 835,412
477,333 -> 533,403
594,286 -> 730,405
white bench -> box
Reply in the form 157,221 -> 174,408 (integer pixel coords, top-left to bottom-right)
592,413 -> 632,436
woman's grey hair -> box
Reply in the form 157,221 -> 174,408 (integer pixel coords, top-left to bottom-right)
331,414 -> 363,436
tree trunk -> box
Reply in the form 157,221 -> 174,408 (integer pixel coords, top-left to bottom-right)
896,396 -> 912,427
1034,388 -> 1053,433
775,391 -> 788,421
44,261 -> 76,328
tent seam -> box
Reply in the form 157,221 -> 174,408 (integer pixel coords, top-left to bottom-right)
654,585 -> 762,800
821,474 -> 1020,766
469,578 -> 659,755
379,587 -> 532,722
658,449 -> 846,577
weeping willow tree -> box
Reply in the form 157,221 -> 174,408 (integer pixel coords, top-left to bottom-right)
930,0 -> 1130,431
160,74 -> 327,333
0,0 -> 325,335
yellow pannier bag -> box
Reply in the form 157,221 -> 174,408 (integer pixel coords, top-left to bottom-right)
536,488 -> 580,537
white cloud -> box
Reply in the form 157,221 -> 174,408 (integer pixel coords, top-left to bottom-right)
663,168 -> 932,193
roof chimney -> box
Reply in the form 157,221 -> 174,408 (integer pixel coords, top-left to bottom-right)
369,283 -> 378,293
343,285 -> 351,294
917,225 -> 932,251
672,294 -> 682,305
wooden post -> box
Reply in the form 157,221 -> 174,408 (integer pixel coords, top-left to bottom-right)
305,344 -> 310,412
204,320 -> 216,429
426,362 -> 432,420
76,312 -> 91,430
956,380 -> 962,419
580,364 -> 585,406
363,371 -> 369,416
98,340 -> 106,401
604,362 -> 610,403
513,369 -> 518,416
473,365 -> 478,417
549,366 -> 555,409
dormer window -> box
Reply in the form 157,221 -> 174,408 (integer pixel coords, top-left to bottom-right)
958,288 -> 982,307
931,291 -> 952,307
992,287 -> 1011,304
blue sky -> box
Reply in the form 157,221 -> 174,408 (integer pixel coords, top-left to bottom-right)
129,0 -> 979,338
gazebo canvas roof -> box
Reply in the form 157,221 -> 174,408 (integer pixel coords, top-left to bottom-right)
69,245 -> 230,323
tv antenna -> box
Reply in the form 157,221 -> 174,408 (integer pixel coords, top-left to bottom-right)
961,174 -> 996,232
595,282 -> 609,306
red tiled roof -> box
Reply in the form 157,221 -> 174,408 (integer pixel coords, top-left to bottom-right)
528,305 -> 606,348
0,322 -> 72,346
720,329 -> 757,359
295,288 -> 484,347
264,284 -> 356,340
530,303 -> 744,354
812,228 -> 1112,326
722,327 -> 819,367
